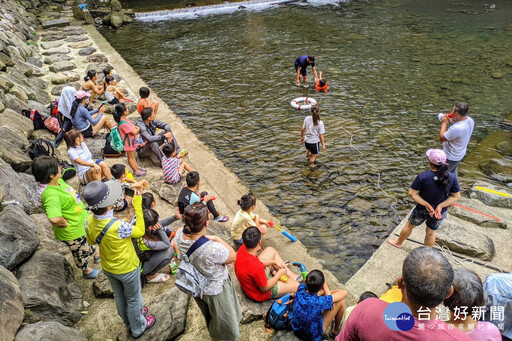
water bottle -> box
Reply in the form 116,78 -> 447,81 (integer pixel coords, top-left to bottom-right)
169,259 -> 178,275
438,113 -> 453,123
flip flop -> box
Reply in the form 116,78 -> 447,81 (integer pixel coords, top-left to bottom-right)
83,269 -> 99,279
146,273 -> 169,284
214,215 -> 229,222
386,239 -> 403,249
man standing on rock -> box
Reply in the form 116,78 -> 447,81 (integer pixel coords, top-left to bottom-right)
439,102 -> 474,176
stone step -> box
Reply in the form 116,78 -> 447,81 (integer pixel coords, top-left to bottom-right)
42,19 -> 70,29
469,181 -> 512,209
448,197 -> 509,229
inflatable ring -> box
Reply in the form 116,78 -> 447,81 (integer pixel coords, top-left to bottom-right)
290,97 -> 317,110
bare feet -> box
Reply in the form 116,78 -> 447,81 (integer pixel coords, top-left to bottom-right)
387,239 -> 403,249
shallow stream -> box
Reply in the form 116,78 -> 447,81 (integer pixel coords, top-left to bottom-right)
101,0 -> 512,282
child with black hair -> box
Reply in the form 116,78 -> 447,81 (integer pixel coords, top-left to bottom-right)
134,208 -> 174,284
177,171 -> 229,222
137,87 -> 159,115
314,71 -> 328,92
342,291 -> 378,324
111,164 -> 148,211
132,192 -> 182,236
231,193 -> 269,244
161,141 -> 193,185
291,270 -> 347,340
104,76 -> 124,105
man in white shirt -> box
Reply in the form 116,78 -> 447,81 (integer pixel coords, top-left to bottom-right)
439,102 -> 474,176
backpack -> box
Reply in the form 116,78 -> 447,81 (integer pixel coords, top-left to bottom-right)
60,160 -> 76,181
22,109 -> 46,130
102,132 -> 125,158
264,293 -> 295,331
28,139 -> 55,159
175,234 -> 210,298
109,121 -> 130,152
48,99 -> 59,117
44,116 -> 61,134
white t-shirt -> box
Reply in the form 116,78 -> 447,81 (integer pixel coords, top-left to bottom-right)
67,142 -> 93,176
302,115 -> 325,144
443,116 -> 474,161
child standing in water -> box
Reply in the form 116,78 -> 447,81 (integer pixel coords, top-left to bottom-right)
231,193 -> 269,244
300,104 -> 326,165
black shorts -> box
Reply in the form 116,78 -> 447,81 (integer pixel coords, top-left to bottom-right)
81,124 -> 93,138
305,142 -> 320,154
108,98 -> 120,105
295,61 -> 307,77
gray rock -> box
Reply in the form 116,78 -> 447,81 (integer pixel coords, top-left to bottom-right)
0,129 -> 32,172
40,41 -> 63,50
86,62 -> 113,76
271,330 -> 301,341
26,57 -> 42,68
0,74 -> 14,91
17,250 -> 83,326
0,52 -> 14,67
233,275 -> 272,323
49,61 -> 77,73
469,182 -> 512,209
30,65 -> 46,78
31,214 -> 70,255
63,26 -> 86,34
68,41 -> 93,49
51,82 -> 80,96
27,100 -> 50,116
0,205 -> 39,270
51,71 -> 80,85
0,158 -> 38,214
0,265 -> 24,341
41,33 -> 65,42
85,53 -> 108,63
64,35 -> 89,42
43,54 -> 73,65
448,198 -> 508,229
41,46 -> 70,56
42,19 -> 70,29
152,179 -> 183,205
14,173 -> 39,214
92,271 -> 113,298
436,218 -> 495,261
9,85 -> 29,102
85,134 -> 107,159
0,108 -> 33,137
15,321 -> 88,341
117,287 -> 189,340
13,60 -> 34,77
2,94 -> 29,113
78,47 -> 96,56
497,138 -> 512,156
480,159 -> 512,185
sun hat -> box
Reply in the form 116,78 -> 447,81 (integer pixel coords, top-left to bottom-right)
75,90 -> 91,100
426,149 -> 448,166
82,180 -> 123,209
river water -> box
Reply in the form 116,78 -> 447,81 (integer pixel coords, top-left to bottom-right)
101,0 -> 512,282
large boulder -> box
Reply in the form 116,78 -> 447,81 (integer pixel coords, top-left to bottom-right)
51,71 -> 80,85
469,182 -> 512,209
102,0 -> 133,28
51,82 -> 80,96
117,287 -> 189,340
0,204 -> 39,270
41,46 -> 70,56
233,275 -> 272,323
0,158 -> 39,214
15,322 -> 88,341
49,61 -> 77,73
43,54 -> 73,65
436,217 -> 495,261
0,265 -> 24,341
151,179 -> 182,205
0,127 -> 32,171
16,250 -> 83,326
448,198 -> 508,229
2,94 -> 29,113
480,158 -> 512,185
85,134 -> 106,158
30,214 -> 70,255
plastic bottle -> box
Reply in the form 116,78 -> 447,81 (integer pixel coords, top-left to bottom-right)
169,259 -> 178,275
438,113 -> 453,123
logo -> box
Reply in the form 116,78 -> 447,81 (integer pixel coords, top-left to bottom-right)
383,302 -> 414,331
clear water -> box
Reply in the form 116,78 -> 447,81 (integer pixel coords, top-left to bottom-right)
100,0 -> 512,282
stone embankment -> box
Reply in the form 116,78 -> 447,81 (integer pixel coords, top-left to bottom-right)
0,1 -> 348,340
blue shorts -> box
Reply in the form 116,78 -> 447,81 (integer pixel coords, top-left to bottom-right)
305,142 -> 320,155
295,61 -> 307,76
409,206 -> 447,231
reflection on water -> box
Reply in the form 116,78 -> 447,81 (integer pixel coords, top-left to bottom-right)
101,0 -> 512,282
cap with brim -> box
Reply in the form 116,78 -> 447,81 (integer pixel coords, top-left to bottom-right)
75,90 -> 91,100
426,148 -> 448,166
83,180 -> 123,209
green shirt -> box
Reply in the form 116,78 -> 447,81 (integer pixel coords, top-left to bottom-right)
41,178 -> 87,241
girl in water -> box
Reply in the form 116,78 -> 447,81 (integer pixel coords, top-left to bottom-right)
300,104 -> 326,164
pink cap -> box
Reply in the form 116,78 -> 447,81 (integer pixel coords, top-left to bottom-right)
75,90 -> 91,99
426,149 -> 447,166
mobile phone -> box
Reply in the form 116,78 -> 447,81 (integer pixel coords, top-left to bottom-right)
125,188 -> 134,197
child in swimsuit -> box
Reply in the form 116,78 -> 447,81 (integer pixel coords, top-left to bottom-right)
137,87 -> 160,115
314,71 -> 328,92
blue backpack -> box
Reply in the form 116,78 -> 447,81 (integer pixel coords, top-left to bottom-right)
264,292 -> 295,330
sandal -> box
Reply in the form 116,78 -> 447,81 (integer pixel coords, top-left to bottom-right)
83,269 -> 99,279
214,215 -> 229,222
142,306 -> 148,317
133,169 -> 147,177
146,273 -> 169,283
133,314 -> 156,338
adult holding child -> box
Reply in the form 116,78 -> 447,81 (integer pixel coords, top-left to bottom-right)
387,149 -> 460,248
174,203 -> 242,341
32,156 -> 100,279
70,90 -> 112,138
300,104 -> 326,165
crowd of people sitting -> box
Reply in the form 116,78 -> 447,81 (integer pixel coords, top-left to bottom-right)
29,66 -> 510,341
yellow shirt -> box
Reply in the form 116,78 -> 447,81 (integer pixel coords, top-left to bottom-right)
231,209 -> 256,240
86,195 -> 145,274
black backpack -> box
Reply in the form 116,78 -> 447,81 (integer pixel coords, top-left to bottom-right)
22,109 -> 47,130
28,139 -> 76,181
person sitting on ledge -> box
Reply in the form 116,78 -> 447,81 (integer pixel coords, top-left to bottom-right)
338,247 -> 471,341
80,69 -> 105,106
136,107 -> 180,164
234,227 -> 299,302
137,87 -> 160,115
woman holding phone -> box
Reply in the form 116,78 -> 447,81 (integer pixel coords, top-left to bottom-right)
70,90 -> 112,138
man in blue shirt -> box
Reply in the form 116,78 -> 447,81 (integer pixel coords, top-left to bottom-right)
295,55 -> 318,85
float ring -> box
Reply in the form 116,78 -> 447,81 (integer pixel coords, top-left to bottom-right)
291,97 -> 317,110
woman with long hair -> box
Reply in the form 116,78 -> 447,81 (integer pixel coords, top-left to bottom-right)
388,149 -> 461,248
300,104 -> 326,164
70,90 -> 112,137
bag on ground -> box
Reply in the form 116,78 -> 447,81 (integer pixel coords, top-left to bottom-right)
22,109 -> 46,130
264,293 -> 295,331
28,139 -> 55,160
48,99 -> 60,117
102,132 -> 124,157
44,116 -> 60,134
60,160 -> 76,181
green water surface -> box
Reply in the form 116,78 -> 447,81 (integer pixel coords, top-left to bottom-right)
101,0 -> 512,282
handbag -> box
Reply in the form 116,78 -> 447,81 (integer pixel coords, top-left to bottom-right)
175,235 -> 210,298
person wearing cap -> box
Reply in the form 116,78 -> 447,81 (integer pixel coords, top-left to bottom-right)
70,90 -> 112,138
387,149 -> 460,248
83,180 -> 156,338
439,102 -> 474,176
295,54 -> 318,86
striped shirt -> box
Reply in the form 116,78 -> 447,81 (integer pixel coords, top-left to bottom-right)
162,156 -> 182,184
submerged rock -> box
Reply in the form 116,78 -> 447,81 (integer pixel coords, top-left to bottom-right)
15,321 -> 88,341
0,265 -> 24,341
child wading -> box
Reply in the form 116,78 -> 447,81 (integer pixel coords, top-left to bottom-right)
300,104 -> 326,165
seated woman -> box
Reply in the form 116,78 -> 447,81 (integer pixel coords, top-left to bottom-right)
135,209 -> 174,284
53,86 -> 76,147
443,269 -> 502,341
64,129 -> 112,185
80,69 -> 104,106
70,90 -> 112,137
